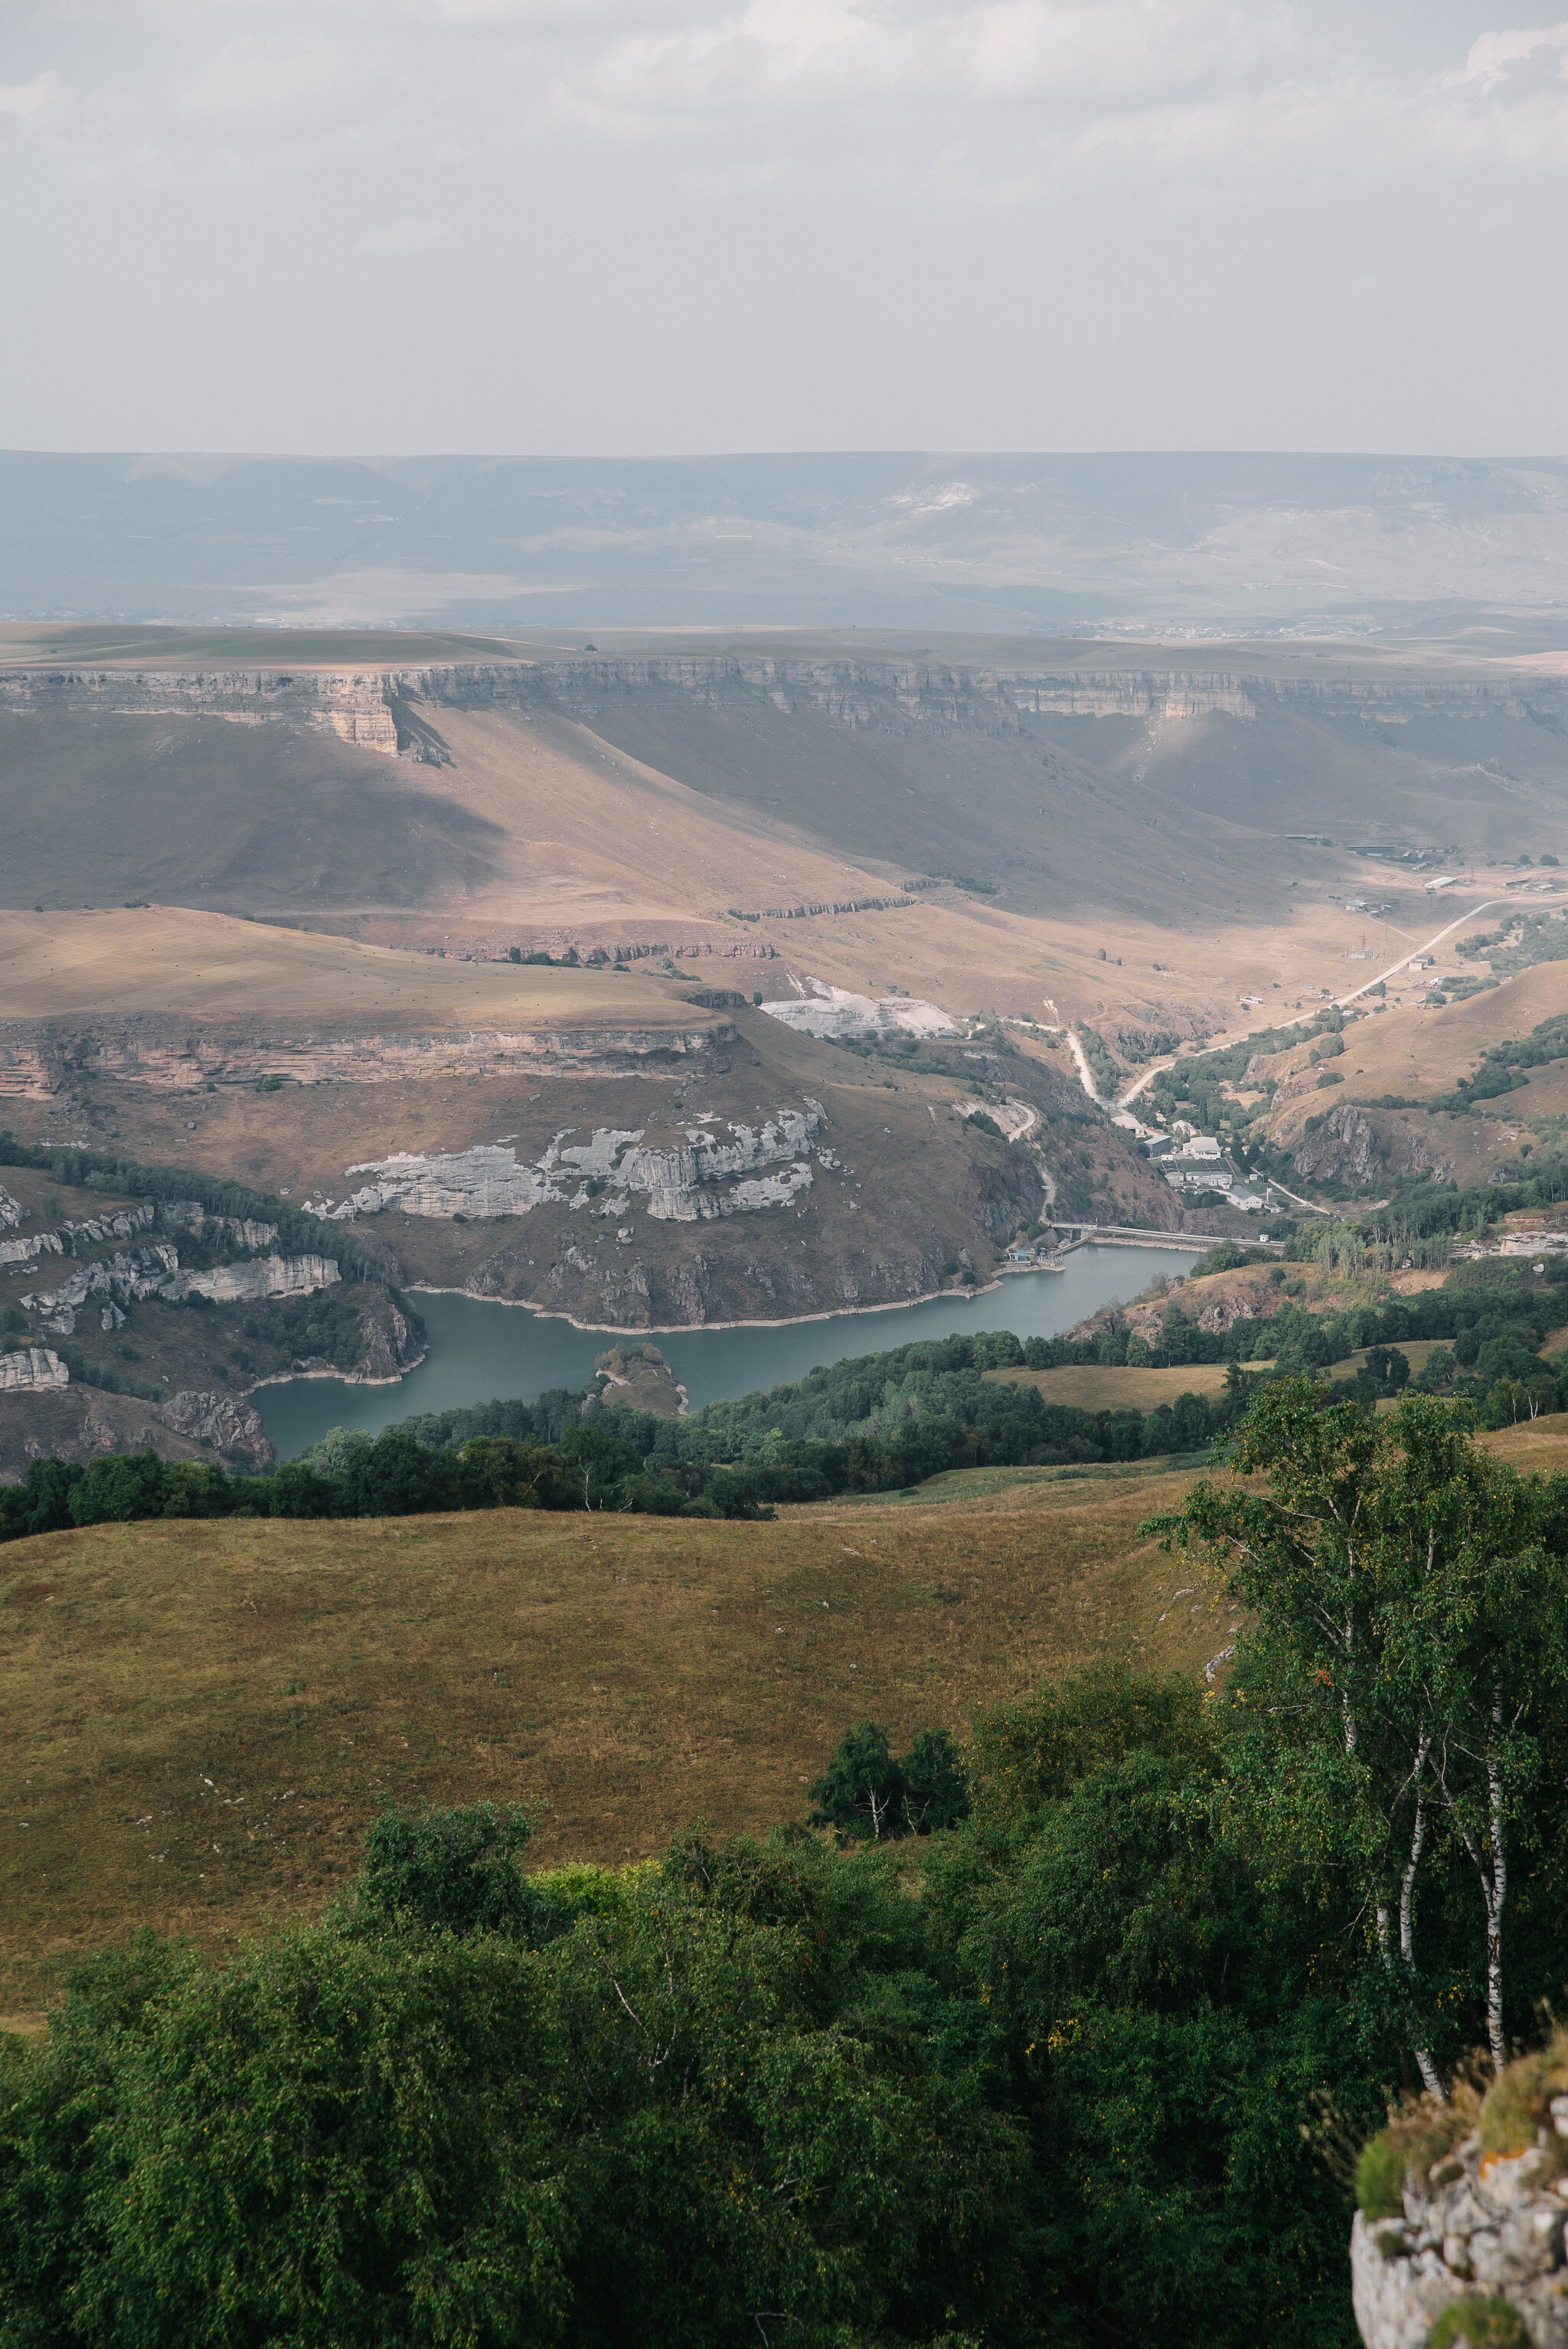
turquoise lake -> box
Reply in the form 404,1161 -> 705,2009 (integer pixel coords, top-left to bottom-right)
255,1241 -> 1204,1459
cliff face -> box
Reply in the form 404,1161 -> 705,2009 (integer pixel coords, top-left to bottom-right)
5,654 -> 1563,756
302,1103 -> 827,1227
20,1246 -> 339,1337
0,1016 -> 733,1099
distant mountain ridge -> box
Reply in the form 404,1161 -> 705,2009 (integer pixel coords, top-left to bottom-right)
3,450 -> 1566,635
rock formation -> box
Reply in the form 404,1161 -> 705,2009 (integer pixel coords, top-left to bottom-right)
1352,2037 -> 1568,2347
21,1246 -> 338,1335
0,1016 -> 731,1100
8,653 -> 1562,773
305,1103 -> 826,1226
0,1348 -> 68,1392
156,1203 -> 278,1249
155,1390 -> 276,1466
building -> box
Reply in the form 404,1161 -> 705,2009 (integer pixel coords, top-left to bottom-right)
1163,1164 -> 1234,1191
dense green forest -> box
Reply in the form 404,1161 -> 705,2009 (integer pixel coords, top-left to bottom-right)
3,1387 -> 1565,2347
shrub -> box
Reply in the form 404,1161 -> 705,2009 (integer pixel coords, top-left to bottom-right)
1429,2302 -> 1531,2349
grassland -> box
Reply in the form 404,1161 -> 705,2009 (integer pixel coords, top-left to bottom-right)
2,1416 -> 1564,2027
0,1463 -> 1236,2021
0,907 -> 720,1027
983,1342 -> 1451,1414
1333,962 -> 1568,1106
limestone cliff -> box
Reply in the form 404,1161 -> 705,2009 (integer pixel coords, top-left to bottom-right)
303,1103 -> 825,1227
1352,2035 -> 1568,2348
0,1015 -> 730,1100
5,652 -> 1562,761
0,1348 -> 67,1392
21,1246 -> 338,1337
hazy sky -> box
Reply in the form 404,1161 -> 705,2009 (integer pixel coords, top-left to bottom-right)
2,0 -> 1566,456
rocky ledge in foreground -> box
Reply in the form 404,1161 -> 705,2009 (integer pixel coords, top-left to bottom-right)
1353,2034 -> 1568,2347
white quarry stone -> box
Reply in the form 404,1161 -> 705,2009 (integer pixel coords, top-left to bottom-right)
758,982 -> 956,1041
0,1347 -> 67,1391
311,1103 -> 826,1226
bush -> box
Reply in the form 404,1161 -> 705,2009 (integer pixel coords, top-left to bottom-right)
1429,2302 -> 1531,2349
354,1802 -> 537,1936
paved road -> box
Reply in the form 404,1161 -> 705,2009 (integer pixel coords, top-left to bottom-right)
1333,898 -> 1504,1008
1105,895 -> 1514,1115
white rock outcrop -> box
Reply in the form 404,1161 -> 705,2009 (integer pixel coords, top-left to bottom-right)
157,1202 -> 278,1250
172,1255 -> 339,1307
1353,2067 -> 1568,2349
305,1103 -> 826,1225
0,1186 -> 24,1231
21,1246 -> 338,1334
0,1230 -> 63,1267
0,1348 -> 67,1390
759,982 -> 956,1042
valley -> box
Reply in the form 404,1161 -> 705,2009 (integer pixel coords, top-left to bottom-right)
5,621 -> 1568,1484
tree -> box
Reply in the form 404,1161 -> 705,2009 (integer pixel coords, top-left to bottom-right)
808,1722 -> 906,1841
900,1728 -> 969,1833
1148,1380 -> 1568,2081
67,1449 -> 167,1526
0,1455 -> 81,1537
355,1802 -> 539,1936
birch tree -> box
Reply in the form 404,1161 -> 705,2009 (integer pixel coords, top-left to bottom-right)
1148,1380 -> 1568,2086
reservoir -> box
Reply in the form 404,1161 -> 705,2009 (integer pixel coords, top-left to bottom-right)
256,1241 -> 1204,1459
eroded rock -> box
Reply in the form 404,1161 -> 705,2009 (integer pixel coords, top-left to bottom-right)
157,1391 -> 276,1466
0,1348 -> 68,1392
306,1103 -> 826,1226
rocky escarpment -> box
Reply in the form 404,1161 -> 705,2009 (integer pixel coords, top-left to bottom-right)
21,1247 -> 339,1338
0,1014 -> 731,1099
7,653 -> 1564,756
303,1104 -> 827,1227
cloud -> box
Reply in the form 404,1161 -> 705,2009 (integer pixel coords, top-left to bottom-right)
0,68 -> 73,143
357,214 -> 454,252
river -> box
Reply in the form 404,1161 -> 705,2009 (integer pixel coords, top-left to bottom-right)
255,1242 -> 1203,1459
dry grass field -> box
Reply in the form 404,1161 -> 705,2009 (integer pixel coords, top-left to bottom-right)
0,1462 -> 1233,2021
0,907 -> 720,1029
986,1361 -> 1237,1409
1334,962 -> 1568,1106
2,1413 -> 1565,2027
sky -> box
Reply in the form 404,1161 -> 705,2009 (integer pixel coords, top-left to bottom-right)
2,0 -> 1566,456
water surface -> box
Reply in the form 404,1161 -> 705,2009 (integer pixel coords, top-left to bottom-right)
256,1242 -> 1202,1459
